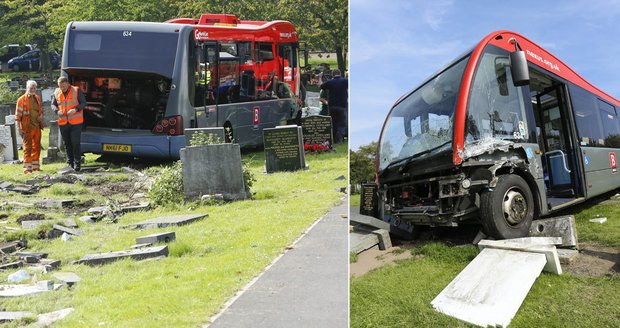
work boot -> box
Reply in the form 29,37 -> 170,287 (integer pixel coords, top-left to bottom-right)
74,165 -> 81,172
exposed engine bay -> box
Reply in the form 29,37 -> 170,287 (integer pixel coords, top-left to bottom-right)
72,73 -> 171,130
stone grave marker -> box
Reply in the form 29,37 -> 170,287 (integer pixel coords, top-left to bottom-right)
74,245 -> 168,266
136,232 -> 176,244
5,115 -> 22,148
184,127 -> 226,146
300,115 -> 333,149
128,214 -> 207,229
0,125 -> 16,161
180,144 -> 248,200
359,183 -> 378,217
263,125 -> 306,173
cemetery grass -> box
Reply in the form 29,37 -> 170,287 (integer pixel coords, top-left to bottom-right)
0,142 -> 348,327
350,197 -> 620,328
350,242 -> 620,328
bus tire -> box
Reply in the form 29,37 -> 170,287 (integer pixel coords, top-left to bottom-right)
480,174 -> 533,239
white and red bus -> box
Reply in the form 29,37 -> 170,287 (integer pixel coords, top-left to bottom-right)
376,30 -> 620,239
61,14 -> 303,158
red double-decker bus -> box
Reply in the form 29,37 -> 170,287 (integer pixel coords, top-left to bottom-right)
376,30 -> 620,239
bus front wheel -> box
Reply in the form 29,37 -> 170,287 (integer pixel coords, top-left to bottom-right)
480,174 -> 534,239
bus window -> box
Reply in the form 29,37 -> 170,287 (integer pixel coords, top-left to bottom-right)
598,99 -> 620,147
571,85 -> 605,147
467,46 -> 528,142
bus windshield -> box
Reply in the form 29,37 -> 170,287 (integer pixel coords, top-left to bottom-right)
67,31 -> 180,78
378,56 -> 470,170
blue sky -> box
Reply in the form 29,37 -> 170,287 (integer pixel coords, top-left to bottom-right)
349,0 -> 620,150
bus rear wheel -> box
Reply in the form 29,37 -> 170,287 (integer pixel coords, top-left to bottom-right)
480,174 -> 534,239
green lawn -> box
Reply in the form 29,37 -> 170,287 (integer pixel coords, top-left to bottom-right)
0,142 -> 348,327
351,198 -> 620,328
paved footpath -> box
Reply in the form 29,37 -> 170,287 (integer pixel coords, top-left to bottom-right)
208,201 -> 349,328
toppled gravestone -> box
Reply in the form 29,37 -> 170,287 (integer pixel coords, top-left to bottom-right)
47,224 -> 83,239
74,245 -> 169,266
127,214 -> 207,229
36,199 -> 75,209
136,232 -> 176,245
0,283 -> 62,297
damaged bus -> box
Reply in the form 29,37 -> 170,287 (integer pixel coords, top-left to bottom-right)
376,30 -> 620,239
61,14 -> 302,158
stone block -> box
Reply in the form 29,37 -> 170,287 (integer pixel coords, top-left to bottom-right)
74,245 -> 168,266
121,203 -> 151,213
136,231 -> 176,245
14,252 -> 47,261
39,259 -> 61,269
181,144 -> 248,200
36,199 -> 74,208
37,280 -> 54,291
63,218 -> 78,228
131,243 -> 153,249
0,181 -> 13,189
128,214 -> 207,229
36,308 -> 74,326
0,261 -> 23,270
370,229 -> 391,250
529,216 -> 578,248
478,239 -> 562,275
431,248 -> 547,328
184,127 -> 226,146
557,248 -> 579,265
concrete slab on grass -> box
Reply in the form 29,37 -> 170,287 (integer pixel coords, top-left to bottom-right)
431,248 -> 547,327
53,272 -> 81,286
128,214 -> 207,229
74,245 -> 168,266
478,239 -> 562,275
0,311 -> 33,322
0,283 -> 62,297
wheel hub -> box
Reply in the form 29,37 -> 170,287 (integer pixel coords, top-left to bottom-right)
503,189 -> 527,226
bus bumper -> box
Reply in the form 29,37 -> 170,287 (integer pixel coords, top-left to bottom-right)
81,129 -> 185,159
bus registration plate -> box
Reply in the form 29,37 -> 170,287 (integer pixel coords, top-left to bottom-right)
103,144 -> 132,153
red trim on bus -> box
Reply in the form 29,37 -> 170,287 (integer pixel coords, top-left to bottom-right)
452,30 -> 620,165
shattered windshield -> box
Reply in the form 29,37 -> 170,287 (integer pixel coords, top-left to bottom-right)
465,45 -> 529,145
378,56 -> 470,170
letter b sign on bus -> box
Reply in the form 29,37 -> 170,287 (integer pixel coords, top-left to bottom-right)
610,152 -> 617,173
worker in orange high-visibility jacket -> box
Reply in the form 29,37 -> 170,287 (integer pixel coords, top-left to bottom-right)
15,80 -> 44,174
52,76 -> 86,171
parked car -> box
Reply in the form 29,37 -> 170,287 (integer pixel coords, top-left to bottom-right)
0,44 -> 34,64
7,49 -> 60,72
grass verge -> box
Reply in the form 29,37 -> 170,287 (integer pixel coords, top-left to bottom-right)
1,142 -> 348,327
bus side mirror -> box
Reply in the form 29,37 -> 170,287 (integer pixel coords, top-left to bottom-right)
510,50 -> 530,87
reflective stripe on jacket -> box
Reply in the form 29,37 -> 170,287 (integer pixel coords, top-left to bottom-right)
54,86 -> 83,125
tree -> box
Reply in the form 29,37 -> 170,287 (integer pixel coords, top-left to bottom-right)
350,141 -> 378,188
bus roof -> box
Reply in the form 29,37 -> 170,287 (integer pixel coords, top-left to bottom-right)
69,21 -> 193,34
166,14 -> 298,43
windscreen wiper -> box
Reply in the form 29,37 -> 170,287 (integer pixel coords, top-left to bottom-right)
379,141 -> 451,177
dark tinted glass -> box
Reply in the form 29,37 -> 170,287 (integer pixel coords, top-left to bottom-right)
598,99 -> 620,147
68,31 -> 179,78
570,85 -> 604,146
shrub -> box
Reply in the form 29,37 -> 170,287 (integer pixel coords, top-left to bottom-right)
148,161 -> 184,207
0,83 -> 21,104
189,131 -> 223,146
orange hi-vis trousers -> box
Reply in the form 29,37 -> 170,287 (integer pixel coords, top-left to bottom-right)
23,128 -> 42,172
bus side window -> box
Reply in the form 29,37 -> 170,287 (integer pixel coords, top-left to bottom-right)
597,99 -> 620,147
570,85 -> 604,147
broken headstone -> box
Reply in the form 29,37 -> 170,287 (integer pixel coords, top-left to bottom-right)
74,245 -> 169,266
136,232 -> 176,245
0,262 -> 23,270
79,216 -> 96,223
0,283 -> 62,297
37,280 -> 54,291
47,224 -> 83,239
52,272 -> 81,287
36,308 -> 74,326
0,311 -> 34,323
21,220 -> 48,229
63,218 -> 78,228
7,270 -> 31,283
35,199 -> 75,209
128,214 -> 207,229
478,239 -> 562,275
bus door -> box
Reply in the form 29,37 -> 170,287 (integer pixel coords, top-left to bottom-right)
194,41 -> 220,127
534,82 -> 578,200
